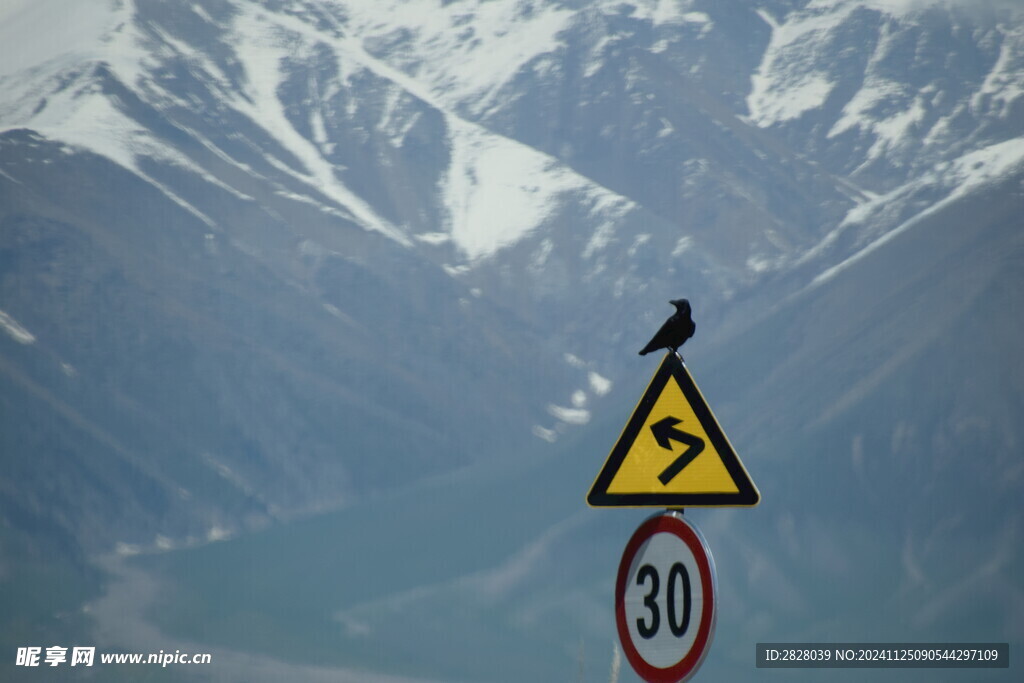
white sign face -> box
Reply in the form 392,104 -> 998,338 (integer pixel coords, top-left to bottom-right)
623,531 -> 704,667
615,513 -> 716,683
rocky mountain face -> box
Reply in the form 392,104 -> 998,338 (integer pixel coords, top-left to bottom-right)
1,0 -> 1021,568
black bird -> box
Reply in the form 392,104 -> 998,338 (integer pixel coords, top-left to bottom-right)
638,299 -> 695,357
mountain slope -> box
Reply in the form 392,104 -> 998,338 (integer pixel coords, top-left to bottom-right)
0,5 -> 1021,674
130,158 -> 1024,682
0,126 -> 611,552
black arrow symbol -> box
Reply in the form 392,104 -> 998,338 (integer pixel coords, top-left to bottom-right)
651,416 -> 705,485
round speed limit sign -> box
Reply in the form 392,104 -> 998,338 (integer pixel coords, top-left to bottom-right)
615,512 -> 717,682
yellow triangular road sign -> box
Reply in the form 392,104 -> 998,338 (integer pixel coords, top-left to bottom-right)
588,352 -> 759,507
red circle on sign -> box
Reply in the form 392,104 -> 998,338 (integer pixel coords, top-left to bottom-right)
615,513 -> 716,683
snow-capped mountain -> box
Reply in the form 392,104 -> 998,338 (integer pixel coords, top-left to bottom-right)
747,0 -> 1024,181
1,0 -> 1022,679
1,5 -> 1022,675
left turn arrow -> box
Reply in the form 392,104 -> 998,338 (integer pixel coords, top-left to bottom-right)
650,416 -> 705,485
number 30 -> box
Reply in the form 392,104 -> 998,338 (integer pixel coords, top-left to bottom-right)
635,562 -> 691,639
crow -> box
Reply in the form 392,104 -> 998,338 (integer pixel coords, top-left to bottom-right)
638,299 -> 695,357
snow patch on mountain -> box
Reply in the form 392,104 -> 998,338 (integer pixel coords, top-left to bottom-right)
0,0 -> 142,123
811,136 -> 1024,286
442,118 -> 635,261
943,137 -> 1024,194
826,14 -> 937,167
748,0 -> 1018,129
840,136 -> 1024,229
0,2 -> 239,228
617,0 -> 710,29
342,0 -> 575,118
127,1 -> 639,263
547,403 -> 591,425
229,5 -> 410,245
414,232 -> 451,245
972,23 -> 1024,119
588,371 -> 613,396
443,121 -> 573,260
0,310 -> 35,345
532,425 -> 558,443
531,358 -> 615,442
12,71 -> 219,227
830,81 -> 928,166
0,0 -> 115,79
746,5 -> 850,126
0,0 -> 413,245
